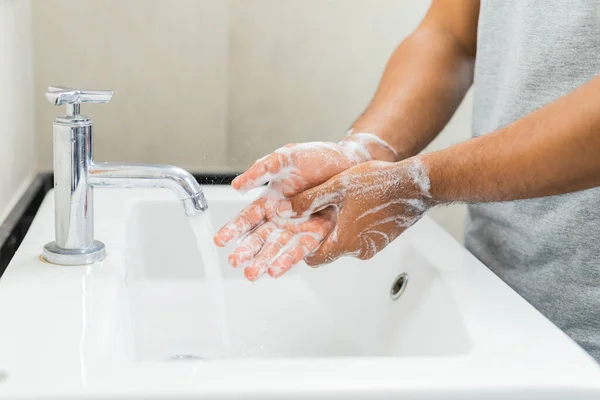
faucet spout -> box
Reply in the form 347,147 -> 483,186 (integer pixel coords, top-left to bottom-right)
42,85 -> 208,265
89,163 -> 208,216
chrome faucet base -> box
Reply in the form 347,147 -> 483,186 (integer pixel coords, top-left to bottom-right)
42,240 -> 106,266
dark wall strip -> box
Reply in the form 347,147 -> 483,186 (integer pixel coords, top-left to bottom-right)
0,173 -> 53,275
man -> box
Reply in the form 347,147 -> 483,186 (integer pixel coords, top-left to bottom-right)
214,1 -> 600,362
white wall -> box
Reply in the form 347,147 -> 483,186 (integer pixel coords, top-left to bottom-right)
32,0 -> 470,241
0,0 -> 36,224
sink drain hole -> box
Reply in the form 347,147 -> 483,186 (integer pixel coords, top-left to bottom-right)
390,273 -> 408,300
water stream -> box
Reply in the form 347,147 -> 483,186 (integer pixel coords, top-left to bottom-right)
188,212 -> 232,357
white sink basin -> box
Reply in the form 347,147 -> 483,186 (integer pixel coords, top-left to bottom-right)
0,186 -> 598,399
127,200 -> 469,360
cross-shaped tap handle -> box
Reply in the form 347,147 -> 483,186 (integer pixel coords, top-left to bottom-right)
46,86 -> 113,117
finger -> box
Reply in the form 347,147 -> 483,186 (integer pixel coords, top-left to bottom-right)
268,233 -> 321,278
269,171 -> 307,197
231,152 -> 289,192
278,210 -> 333,233
244,230 -> 294,281
303,208 -> 351,266
276,181 -> 342,218
304,230 -> 345,266
214,199 -> 266,246
228,222 -> 276,268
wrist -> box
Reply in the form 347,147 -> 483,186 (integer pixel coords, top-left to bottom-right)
340,130 -> 399,163
417,151 -> 454,206
397,156 -> 443,210
351,116 -> 417,161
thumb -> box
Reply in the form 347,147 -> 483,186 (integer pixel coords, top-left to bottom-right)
276,180 -> 342,218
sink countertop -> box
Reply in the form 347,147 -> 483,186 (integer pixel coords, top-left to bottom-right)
0,186 -> 598,399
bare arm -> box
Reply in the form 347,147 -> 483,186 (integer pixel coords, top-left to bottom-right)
350,0 -> 480,160
215,0 -> 482,280
423,74 -> 600,203
280,74 -> 600,265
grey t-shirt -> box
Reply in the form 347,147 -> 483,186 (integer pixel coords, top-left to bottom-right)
467,1 -> 600,361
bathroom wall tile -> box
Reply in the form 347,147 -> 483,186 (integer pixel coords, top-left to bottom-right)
33,0 -> 231,172
0,0 -> 36,223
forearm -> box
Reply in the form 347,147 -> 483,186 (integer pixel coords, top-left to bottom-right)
422,74 -> 600,204
349,27 -> 475,161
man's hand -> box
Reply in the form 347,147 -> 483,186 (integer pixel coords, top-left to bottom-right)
214,133 -> 398,280
275,158 -> 434,270
213,0 -> 481,281
228,201 -> 336,280
229,133 -> 397,197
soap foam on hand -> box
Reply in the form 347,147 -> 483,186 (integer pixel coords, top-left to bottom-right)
234,204 -> 335,281
275,158 -> 433,265
230,130 -> 398,196
214,132 -> 399,281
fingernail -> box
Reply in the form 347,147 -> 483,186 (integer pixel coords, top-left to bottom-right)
213,234 -> 226,247
228,253 -> 239,267
276,201 -> 294,218
244,267 -> 261,281
217,228 -> 232,242
232,178 -> 251,194
268,265 -> 283,278
232,182 -> 246,193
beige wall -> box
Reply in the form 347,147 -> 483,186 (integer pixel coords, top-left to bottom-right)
32,0 -> 470,241
229,0 -> 427,164
0,0 -> 36,224
33,0 -> 230,172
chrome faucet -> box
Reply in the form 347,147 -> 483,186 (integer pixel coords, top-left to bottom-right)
42,86 -> 207,266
